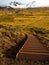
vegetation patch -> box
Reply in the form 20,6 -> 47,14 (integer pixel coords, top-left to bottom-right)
29,27 -> 49,50
0,25 -> 26,59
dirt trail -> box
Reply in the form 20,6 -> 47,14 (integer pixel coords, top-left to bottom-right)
17,33 -> 49,61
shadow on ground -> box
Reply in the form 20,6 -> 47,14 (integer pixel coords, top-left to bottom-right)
3,34 -> 27,59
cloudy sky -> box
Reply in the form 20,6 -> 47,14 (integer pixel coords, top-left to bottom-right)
0,0 -> 49,7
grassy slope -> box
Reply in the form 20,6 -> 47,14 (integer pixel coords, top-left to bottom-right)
0,8 -> 49,36
0,7 -> 49,48
0,8 -> 49,29
0,7 -> 49,65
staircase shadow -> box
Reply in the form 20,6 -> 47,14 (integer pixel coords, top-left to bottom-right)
3,34 -> 27,59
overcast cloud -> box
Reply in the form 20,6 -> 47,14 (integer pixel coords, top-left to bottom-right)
0,0 -> 49,7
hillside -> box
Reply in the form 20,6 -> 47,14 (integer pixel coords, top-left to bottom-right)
0,7 -> 49,65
